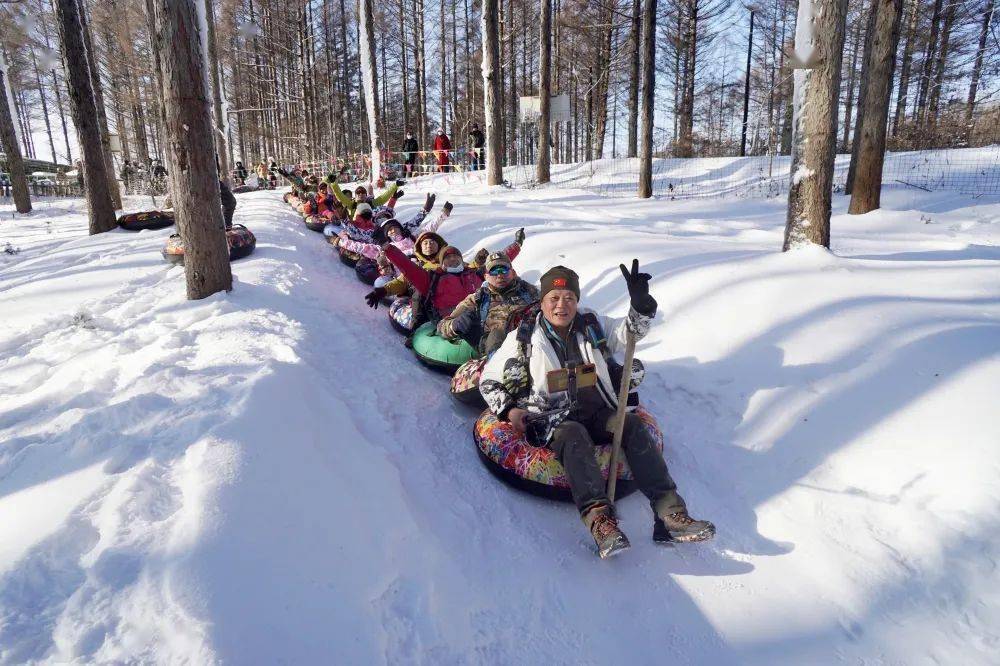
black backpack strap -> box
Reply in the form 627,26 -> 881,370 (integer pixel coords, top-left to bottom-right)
580,312 -> 608,354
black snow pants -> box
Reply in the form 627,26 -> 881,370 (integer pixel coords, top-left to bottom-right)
549,407 -> 686,519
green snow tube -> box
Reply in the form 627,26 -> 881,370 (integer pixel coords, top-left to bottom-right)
410,322 -> 478,374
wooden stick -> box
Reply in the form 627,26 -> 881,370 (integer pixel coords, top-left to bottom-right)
606,326 -> 637,503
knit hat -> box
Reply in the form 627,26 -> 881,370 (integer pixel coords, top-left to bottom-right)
540,266 -> 580,300
485,251 -> 512,271
354,202 -> 373,218
439,245 -> 462,261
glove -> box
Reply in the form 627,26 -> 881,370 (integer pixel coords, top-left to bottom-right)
619,259 -> 657,316
514,227 -> 525,245
395,189 -> 404,199
396,178 -> 406,186
474,248 -> 488,266
423,192 -> 436,212
442,201 -> 453,215
365,287 -> 387,309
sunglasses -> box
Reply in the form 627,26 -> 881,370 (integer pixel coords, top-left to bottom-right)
488,265 -> 511,276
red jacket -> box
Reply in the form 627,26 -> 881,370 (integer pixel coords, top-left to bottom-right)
384,241 -> 522,318
433,134 -> 452,152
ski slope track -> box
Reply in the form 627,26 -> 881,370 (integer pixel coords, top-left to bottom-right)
0,175 -> 998,664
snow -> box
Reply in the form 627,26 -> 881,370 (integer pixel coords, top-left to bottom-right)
1,169 -> 998,664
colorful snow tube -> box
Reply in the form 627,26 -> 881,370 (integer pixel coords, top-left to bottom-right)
410,322 -> 479,373
162,224 -> 257,265
388,297 -> 415,335
355,257 -> 380,285
474,406 -> 663,501
338,247 -> 361,267
304,215 -> 326,232
118,210 -> 175,231
451,357 -> 488,407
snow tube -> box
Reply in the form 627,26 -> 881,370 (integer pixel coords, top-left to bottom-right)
338,248 -> 361,267
388,297 -> 415,335
473,406 -> 663,502
231,184 -> 258,194
450,357 -> 488,408
117,210 -> 174,231
162,224 -> 257,265
410,322 -> 479,373
304,215 -> 326,232
355,257 -> 380,285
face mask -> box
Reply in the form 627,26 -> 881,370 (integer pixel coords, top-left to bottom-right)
445,264 -> 464,274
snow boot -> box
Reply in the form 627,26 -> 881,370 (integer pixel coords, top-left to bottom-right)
584,506 -> 630,559
653,512 -> 715,544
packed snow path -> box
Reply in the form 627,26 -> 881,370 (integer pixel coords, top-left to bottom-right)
1,179 -> 998,664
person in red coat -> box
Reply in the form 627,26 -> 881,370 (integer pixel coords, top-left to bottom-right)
379,232 -> 523,323
433,127 -> 452,173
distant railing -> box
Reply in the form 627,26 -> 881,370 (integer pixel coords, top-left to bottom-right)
503,145 -> 1000,200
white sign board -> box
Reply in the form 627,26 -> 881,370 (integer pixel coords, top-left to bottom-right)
519,94 -> 571,123
108,132 -> 123,153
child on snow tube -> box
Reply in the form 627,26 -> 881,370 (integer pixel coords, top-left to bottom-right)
373,233 -> 524,371
367,230 -> 446,334
349,197 -> 454,286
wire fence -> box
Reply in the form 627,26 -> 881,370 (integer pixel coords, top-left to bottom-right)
503,145 -> 1000,200
14,145 -> 992,204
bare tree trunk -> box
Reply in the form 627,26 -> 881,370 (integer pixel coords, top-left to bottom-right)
927,0 -> 955,126
38,5 -> 74,163
846,1 -> 877,194
481,0 -> 504,184
892,0 -> 917,134
537,0 -> 552,183
204,0 -> 230,186
841,7 -> 864,152
359,0 -> 382,179
591,1 -> 614,159
29,45 -> 59,165
56,0 -> 115,231
151,0 -> 232,299
849,0 -> 903,214
398,0 -> 409,133
626,0 -> 641,158
783,0 -> 849,251
0,51 -> 31,213
145,0 -> 169,161
440,0 -> 448,133
417,0 -> 428,149
638,0 -> 657,198
914,0 -> 942,125
676,1 -> 697,158
966,0 -> 995,123
79,0 -> 122,210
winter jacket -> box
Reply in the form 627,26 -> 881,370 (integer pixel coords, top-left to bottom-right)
384,240 -> 523,318
402,137 -> 419,163
315,193 -> 342,217
433,134 -> 452,165
478,306 -> 654,445
220,180 -> 237,215
437,278 -> 539,346
381,230 -> 448,297
328,181 -> 398,218
469,129 -> 485,149
385,243 -> 483,320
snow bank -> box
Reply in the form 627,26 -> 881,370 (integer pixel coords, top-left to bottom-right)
1,179 -> 998,664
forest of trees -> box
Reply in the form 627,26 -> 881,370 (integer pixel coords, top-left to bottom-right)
0,0 -> 995,174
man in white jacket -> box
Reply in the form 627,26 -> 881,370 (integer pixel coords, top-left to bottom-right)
479,262 -> 714,558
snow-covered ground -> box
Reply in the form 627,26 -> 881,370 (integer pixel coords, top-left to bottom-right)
0,175 -> 998,664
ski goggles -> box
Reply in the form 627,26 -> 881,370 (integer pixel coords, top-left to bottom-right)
487,265 -> 511,276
